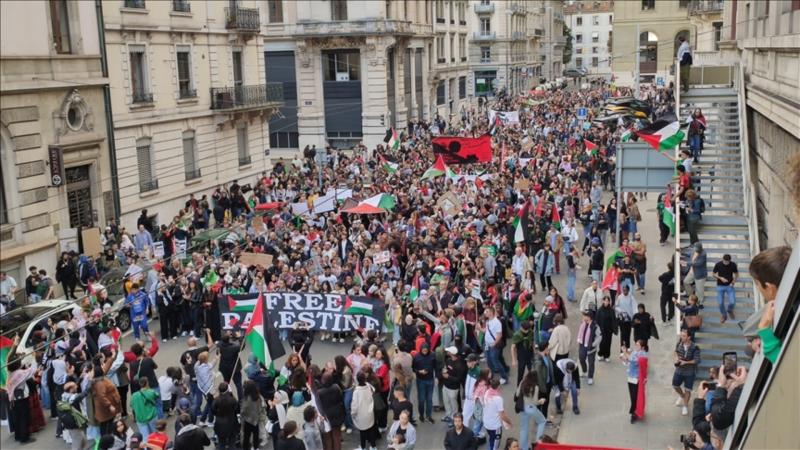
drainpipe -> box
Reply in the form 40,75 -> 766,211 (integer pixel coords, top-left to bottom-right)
96,0 -> 121,221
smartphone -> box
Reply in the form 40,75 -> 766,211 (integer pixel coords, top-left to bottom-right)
722,351 -> 737,375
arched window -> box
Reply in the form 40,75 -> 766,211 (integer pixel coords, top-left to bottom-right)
674,30 -> 691,57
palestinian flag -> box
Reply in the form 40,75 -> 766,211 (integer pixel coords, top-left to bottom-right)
383,128 -> 400,151
341,194 -> 396,214
0,336 -> 13,389
409,273 -> 420,301
513,200 -> 532,243
228,294 -> 258,313
606,249 -> 625,269
513,292 -> 533,321
422,155 -> 447,180
584,139 -> 599,156
663,187 -> 676,236
344,296 -> 374,316
551,202 -> 562,230
620,127 -> 634,142
490,114 -> 502,136
636,118 -> 685,151
245,294 -> 286,368
380,156 -> 399,174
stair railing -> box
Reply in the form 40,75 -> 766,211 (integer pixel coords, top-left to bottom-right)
733,63 -> 764,309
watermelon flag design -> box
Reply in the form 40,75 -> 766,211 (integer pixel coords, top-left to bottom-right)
344,296 -> 374,316
228,295 -> 257,313
422,155 -> 447,180
584,139 -> 598,156
551,202 -> 562,230
0,336 -> 15,389
245,294 -> 286,368
663,186 -> 676,236
383,128 -> 400,151
636,119 -> 685,151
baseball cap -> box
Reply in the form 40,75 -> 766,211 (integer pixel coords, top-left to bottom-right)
445,346 -> 458,355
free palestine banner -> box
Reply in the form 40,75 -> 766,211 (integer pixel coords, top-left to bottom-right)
220,292 -> 385,333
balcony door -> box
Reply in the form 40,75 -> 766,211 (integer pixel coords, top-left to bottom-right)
232,47 -> 244,106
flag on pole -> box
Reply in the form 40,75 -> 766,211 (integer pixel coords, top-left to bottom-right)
380,156 -> 399,174
551,202 -> 561,230
409,273 -> 420,301
513,200 -> 532,243
513,291 -> 533,320
584,139 -> 599,156
621,128 -> 634,142
245,294 -> 286,369
535,196 -> 544,217
383,128 -> 400,151
662,187 -> 676,236
606,249 -> 625,270
228,295 -> 258,313
344,296 -> 374,316
422,155 -> 448,180
636,119 -> 685,151
0,336 -> 13,389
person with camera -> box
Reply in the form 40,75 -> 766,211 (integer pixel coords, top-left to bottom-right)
672,328 -> 701,416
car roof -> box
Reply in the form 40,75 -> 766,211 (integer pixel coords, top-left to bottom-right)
27,299 -> 75,308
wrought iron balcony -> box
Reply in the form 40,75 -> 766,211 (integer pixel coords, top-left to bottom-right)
534,28 -> 544,37
473,32 -> 497,41
132,91 -> 153,104
225,7 -> 260,32
179,87 -> 197,99
688,0 -> 723,15
172,0 -> 190,13
210,83 -> 284,111
185,168 -> 201,180
509,3 -> 527,15
474,3 -> 494,14
140,179 -> 159,193
238,155 -> 252,166
512,31 -> 525,40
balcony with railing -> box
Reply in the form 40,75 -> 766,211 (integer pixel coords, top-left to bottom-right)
688,0 -> 724,15
534,28 -> 544,37
553,11 -> 564,22
474,3 -> 495,14
184,168 -> 201,181
238,155 -> 252,166
210,83 -> 284,112
140,179 -> 159,193
179,87 -> 197,99
473,32 -> 497,41
132,90 -> 153,104
225,7 -> 260,32
292,19 -> 412,37
511,31 -> 525,40
509,3 -> 527,15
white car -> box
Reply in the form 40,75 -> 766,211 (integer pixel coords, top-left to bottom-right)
1,299 -> 77,366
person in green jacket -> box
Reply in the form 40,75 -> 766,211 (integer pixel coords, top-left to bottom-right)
748,246 -> 792,363
131,377 -> 159,442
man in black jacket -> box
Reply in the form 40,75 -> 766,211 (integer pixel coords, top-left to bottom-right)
412,343 -> 436,423
441,347 -> 466,424
174,413 -> 211,450
212,383 -> 239,450
444,413 -> 477,450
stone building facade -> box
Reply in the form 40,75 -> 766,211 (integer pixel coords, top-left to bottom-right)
1,0 -> 112,300
565,1 -> 614,75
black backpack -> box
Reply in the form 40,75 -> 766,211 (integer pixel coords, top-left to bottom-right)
681,51 -> 693,66
698,198 -> 706,216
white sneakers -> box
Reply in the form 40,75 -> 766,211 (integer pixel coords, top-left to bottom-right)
681,406 -> 689,416
500,378 -> 508,385
675,397 -> 684,406
588,378 -> 594,385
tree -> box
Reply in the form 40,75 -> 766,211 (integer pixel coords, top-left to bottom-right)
562,26 -> 574,65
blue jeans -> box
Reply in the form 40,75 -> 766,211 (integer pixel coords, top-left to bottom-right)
485,346 -> 508,380
190,381 -> 203,417
591,270 -> 602,283
200,393 -> 214,423
689,134 -> 702,156
132,318 -> 149,340
636,272 -> 646,291
555,382 -> 579,412
416,378 -> 434,419
137,419 -> 157,442
472,416 -> 484,436
716,285 -> 736,319
343,387 -> 354,429
154,391 -> 164,419
566,268 -> 577,301
519,403 -> 547,450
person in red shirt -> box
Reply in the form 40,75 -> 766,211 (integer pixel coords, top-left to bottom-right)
146,420 -> 169,450
676,164 -> 692,200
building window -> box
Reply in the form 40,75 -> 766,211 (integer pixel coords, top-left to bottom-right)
576,47 -> 583,54
592,57 -> 598,67
270,132 -> 299,149
458,1 -> 466,24
609,14 -> 613,23
232,47 -> 244,87
172,0 -> 190,12
459,34 -> 467,61
592,46 -> 598,53
592,31 -> 599,43
136,137 -> 157,192
324,50 -> 360,81
642,0 -> 655,10
437,37 -> 445,63
124,0 -> 145,8
0,163 -> 7,225
237,122 -> 250,166
481,46 -> 491,63
459,76 -> 466,99
268,0 -> 283,23
436,0 -> 445,22
575,34 -> 583,44
176,45 -> 195,98
331,0 -> 347,20
449,0 -> 454,23
480,18 -> 491,34
576,57 -> 583,67
436,81 -> 445,105
450,34 -> 455,62
713,21 -> 723,50
576,17 -> 582,26
50,0 -> 72,54
592,15 -> 599,25
678,0 -> 689,7
182,130 -> 200,180
129,45 -> 152,103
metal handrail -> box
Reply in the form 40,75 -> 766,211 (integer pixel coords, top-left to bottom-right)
210,83 -> 284,110
225,6 -> 260,31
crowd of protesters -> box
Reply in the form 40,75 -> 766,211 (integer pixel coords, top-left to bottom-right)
2,78 -> 794,450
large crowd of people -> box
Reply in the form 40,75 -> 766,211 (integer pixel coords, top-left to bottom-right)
0,78 -> 792,450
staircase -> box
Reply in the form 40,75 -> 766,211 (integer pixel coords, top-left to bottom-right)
679,87 -> 754,371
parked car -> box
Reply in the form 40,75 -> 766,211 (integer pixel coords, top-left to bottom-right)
1,299 -> 83,366
563,68 -> 584,78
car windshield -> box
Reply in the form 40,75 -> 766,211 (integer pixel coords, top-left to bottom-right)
0,305 -> 56,340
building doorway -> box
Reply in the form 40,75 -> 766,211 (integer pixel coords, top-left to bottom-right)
66,165 -> 93,228
639,31 -> 658,74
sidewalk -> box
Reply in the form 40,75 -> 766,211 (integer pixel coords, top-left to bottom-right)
556,195 -> 689,449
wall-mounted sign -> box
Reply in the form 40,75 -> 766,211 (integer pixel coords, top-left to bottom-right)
48,145 -> 65,186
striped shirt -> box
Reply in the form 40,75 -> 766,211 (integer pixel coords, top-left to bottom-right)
674,341 -> 701,375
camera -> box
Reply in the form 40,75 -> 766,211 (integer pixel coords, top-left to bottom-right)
679,432 -> 697,449
702,381 -> 717,390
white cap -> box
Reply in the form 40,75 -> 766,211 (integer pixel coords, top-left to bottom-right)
445,346 -> 458,355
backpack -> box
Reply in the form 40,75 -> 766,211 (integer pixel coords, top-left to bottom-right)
57,399 -> 89,429
681,51 -> 693,66
698,198 -> 705,215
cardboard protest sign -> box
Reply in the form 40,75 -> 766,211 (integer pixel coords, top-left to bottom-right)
437,192 -> 461,216
514,178 -> 531,191
81,227 -> 103,257
373,250 -> 391,265
152,242 -> 165,259
239,252 -> 273,268
220,293 -> 385,332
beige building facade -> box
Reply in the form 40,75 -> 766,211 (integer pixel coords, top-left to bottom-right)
1,0 -> 112,298
102,0 -> 282,230
565,1 -> 614,75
